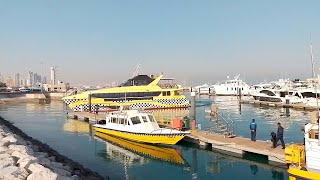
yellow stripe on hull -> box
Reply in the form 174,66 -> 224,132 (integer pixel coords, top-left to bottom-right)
94,127 -> 185,145
95,131 -> 185,165
288,166 -> 320,180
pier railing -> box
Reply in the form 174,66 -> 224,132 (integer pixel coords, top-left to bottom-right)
206,107 -> 236,137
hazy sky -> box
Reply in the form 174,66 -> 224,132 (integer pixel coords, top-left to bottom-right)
1,0 -> 320,86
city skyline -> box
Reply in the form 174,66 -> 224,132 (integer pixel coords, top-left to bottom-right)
1,1 -> 320,86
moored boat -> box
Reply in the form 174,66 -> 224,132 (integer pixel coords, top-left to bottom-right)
93,109 -> 190,145
62,74 -> 189,112
285,112 -> 320,179
213,75 -> 250,96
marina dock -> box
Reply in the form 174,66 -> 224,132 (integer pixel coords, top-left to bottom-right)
240,99 -> 319,111
67,111 -> 286,166
67,111 -> 105,123
186,131 -> 285,165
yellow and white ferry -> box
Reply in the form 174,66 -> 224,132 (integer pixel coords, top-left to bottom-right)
93,109 -> 190,145
62,74 -> 189,112
285,112 -> 320,180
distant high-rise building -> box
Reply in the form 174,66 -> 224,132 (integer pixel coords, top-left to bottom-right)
33,73 -> 42,86
5,77 -> 14,87
24,79 -> 27,86
14,73 -> 20,87
50,67 -> 56,85
0,73 -> 3,83
28,71 -> 33,87
42,76 -> 47,84
20,79 -> 24,87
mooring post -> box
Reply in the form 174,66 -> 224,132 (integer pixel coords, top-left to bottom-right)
190,92 -> 196,130
88,92 -> 92,112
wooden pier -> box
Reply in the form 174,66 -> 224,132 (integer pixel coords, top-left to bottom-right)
185,131 -> 285,165
240,99 -> 319,111
67,111 -> 287,166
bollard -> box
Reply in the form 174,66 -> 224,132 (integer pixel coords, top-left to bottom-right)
190,92 -> 196,120
192,119 -> 196,130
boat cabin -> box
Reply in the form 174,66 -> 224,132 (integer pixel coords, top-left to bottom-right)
99,110 -> 160,133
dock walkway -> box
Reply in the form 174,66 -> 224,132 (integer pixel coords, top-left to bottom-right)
67,111 -> 105,123
240,99 -> 318,111
187,131 -> 285,164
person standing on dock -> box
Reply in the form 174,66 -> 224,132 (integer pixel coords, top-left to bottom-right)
276,122 -> 285,149
250,119 -> 257,141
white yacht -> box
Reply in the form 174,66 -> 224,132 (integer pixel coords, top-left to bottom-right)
251,89 -> 302,104
192,83 -> 214,94
291,88 -> 320,107
213,75 -> 250,96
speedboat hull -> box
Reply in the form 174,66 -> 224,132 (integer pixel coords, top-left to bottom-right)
288,166 -> 320,180
94,127 -> 186,145
95,131 -> 185,165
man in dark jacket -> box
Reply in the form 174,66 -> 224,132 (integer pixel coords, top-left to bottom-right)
250,119 -> 257,141
276,122 -> 285,149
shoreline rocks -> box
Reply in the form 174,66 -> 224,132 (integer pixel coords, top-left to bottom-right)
0,116 -> 106,180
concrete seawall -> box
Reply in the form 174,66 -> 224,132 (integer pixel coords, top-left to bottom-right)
0,92 -> 65,103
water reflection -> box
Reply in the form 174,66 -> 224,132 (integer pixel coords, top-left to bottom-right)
63,119 -> 90,134
94,132 -> 187,166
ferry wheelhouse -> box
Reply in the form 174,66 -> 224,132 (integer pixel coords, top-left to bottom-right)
62,74 -> 189,111
93,109 -> 190,145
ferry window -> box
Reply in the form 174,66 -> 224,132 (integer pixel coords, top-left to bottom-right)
227,88 -> 228,91
231,88 -> 233,91
141,116 -> 148,122
167,91 -> 171,96
309,129 -> 319,139
131,116 -> 141,125
119,118 -> 125,124
148,115 -> 155,122
162,92 -> 166,96
242,87 -> 243,90
111,117 -> 117,123
174,91 -> 179,95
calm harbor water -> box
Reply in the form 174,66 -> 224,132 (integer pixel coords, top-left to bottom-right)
0,96 -> 311,180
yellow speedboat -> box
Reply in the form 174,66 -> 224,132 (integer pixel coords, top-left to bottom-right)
285,115 -> 320,180
95,131 -> 185,165
93,109 -> 190,145
62,74 -> 189,111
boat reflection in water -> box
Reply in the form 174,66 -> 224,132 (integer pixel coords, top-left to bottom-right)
95,131 -> 186,166
63,119 -> 91,134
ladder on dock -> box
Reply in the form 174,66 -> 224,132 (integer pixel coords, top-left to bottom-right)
206,107 -> 236,138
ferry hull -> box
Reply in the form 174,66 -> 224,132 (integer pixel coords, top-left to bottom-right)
288,166 -> 320,180
95,131 -> 185,165
94,127 -> 185,145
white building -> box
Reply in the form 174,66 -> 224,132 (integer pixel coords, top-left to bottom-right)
14,73 -> 20,87
0,73 -> 3,83
50,67 -> 56,85
28,71 -> 33,87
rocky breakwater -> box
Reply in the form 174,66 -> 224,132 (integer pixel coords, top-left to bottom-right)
0,116 -> 105,180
